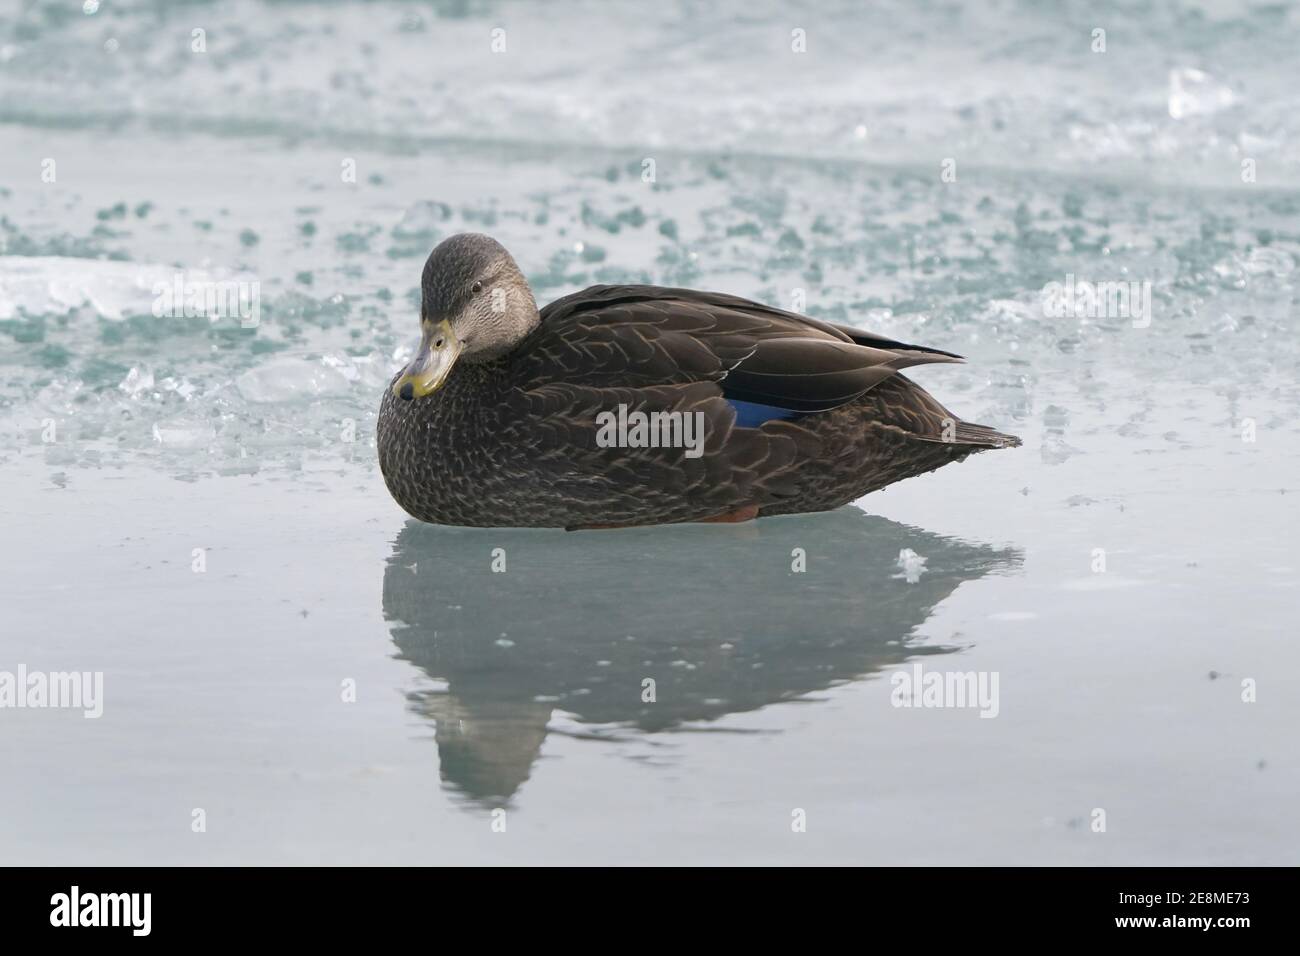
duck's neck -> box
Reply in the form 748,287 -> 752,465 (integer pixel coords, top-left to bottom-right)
397,357 -> 513,447
377,355 -> 517,524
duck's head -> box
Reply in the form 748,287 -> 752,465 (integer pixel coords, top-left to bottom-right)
393,233 -> 539,401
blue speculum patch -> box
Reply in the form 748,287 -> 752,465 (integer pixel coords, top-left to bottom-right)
727,399 -> 805,428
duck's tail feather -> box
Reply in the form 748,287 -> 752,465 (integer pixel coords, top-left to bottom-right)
953,420 -> 1022,449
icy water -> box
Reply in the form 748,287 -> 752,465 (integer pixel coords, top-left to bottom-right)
2,0 -> 1298,864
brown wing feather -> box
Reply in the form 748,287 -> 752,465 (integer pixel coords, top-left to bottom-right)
517,285 -> 961,414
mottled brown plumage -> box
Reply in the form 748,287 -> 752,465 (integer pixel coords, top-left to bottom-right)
377,235 -> 1019,529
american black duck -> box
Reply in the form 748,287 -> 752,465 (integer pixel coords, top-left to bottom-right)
378,233 -> 1020,529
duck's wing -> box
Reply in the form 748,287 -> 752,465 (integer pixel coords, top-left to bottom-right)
503,286 -> 1013,524
516,284 -> 962,415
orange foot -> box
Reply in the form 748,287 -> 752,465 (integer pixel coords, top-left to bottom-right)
697,504 -> 759,524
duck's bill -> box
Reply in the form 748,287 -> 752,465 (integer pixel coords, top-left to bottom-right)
393,319 -> 462,400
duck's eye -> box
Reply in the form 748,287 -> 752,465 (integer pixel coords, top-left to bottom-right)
471,280 -> 484,295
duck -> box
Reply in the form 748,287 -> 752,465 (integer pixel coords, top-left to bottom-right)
377,233 -> 1020,529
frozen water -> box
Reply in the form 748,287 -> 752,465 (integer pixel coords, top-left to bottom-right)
1,0 -> 1298,865
1168,68 -> 1235,120
895,548 -> 928,584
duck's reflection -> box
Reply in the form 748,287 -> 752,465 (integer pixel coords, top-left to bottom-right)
382,509 -> 1020,804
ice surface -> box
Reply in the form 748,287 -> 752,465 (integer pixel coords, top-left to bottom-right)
895,548 -> 928,584
1168,68 -> 1235,120
0,256 -> 256,321
2,0 -> 1298,866
2,0 -> 1299,184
